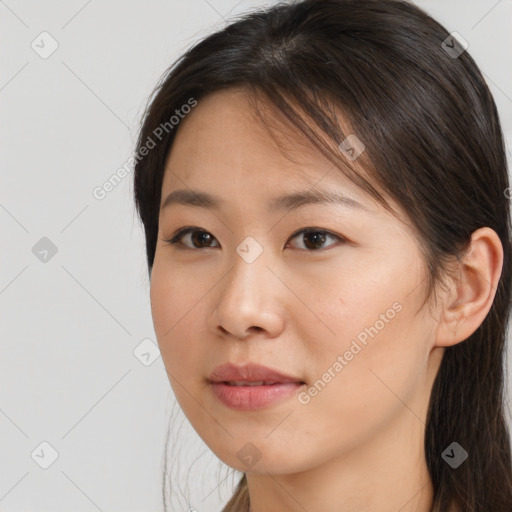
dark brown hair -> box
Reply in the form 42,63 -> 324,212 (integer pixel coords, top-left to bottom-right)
132,0 -> 512,510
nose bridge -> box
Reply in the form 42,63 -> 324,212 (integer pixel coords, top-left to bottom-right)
223,236 -> 270,306
211,235 -> 283,338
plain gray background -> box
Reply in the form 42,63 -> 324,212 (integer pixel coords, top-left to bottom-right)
1,1 -> 511,511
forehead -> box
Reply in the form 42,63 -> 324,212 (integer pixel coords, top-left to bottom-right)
162,87 -> 368,200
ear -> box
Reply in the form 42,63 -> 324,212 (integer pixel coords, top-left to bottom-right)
435,227 -> 504,347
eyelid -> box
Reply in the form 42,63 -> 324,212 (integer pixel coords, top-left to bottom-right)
163,226 -> 347,250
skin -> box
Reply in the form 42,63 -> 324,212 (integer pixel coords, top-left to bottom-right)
149,87 -> 503,512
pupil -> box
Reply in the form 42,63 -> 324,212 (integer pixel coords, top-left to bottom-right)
193,231 -> 212,247
305,232 -> 325,249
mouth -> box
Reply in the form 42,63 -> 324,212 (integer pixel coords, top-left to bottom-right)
221,380 -> 306,386
207,362 -> 306,410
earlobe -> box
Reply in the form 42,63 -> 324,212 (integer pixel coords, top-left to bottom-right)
435,227 -> 503,348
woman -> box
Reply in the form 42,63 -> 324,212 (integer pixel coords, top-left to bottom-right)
133,0 -> 512,510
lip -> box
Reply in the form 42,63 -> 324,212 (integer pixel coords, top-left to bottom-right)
207,362 -> 306,411
208,362 -> 304,384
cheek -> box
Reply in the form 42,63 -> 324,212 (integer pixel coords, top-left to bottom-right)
150,281 -> 207,422
150,266 -> 204,377
315,304 -> 428,421
302,273 -> 429,419
287,326 -> 425,467
150,260 -> 198,336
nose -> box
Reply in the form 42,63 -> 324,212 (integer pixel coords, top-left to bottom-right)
208,247 -> 285,340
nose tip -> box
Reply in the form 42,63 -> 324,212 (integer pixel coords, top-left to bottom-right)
210,260 -> 285,340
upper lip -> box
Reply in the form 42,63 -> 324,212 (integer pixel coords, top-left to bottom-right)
208,362 -> 305,384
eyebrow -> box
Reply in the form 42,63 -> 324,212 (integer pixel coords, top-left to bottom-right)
160,188 -> 371,213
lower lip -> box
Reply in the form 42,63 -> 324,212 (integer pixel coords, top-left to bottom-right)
210,382 -> 304,410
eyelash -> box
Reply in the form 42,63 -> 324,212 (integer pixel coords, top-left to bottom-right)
163,227 -> 346,251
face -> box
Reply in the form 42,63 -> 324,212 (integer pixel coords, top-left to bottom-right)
150,88 -> 442,475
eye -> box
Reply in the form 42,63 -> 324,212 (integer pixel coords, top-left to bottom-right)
287,228 -> 345,250
163,227 -> 345,251
164,227 -> 220,249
